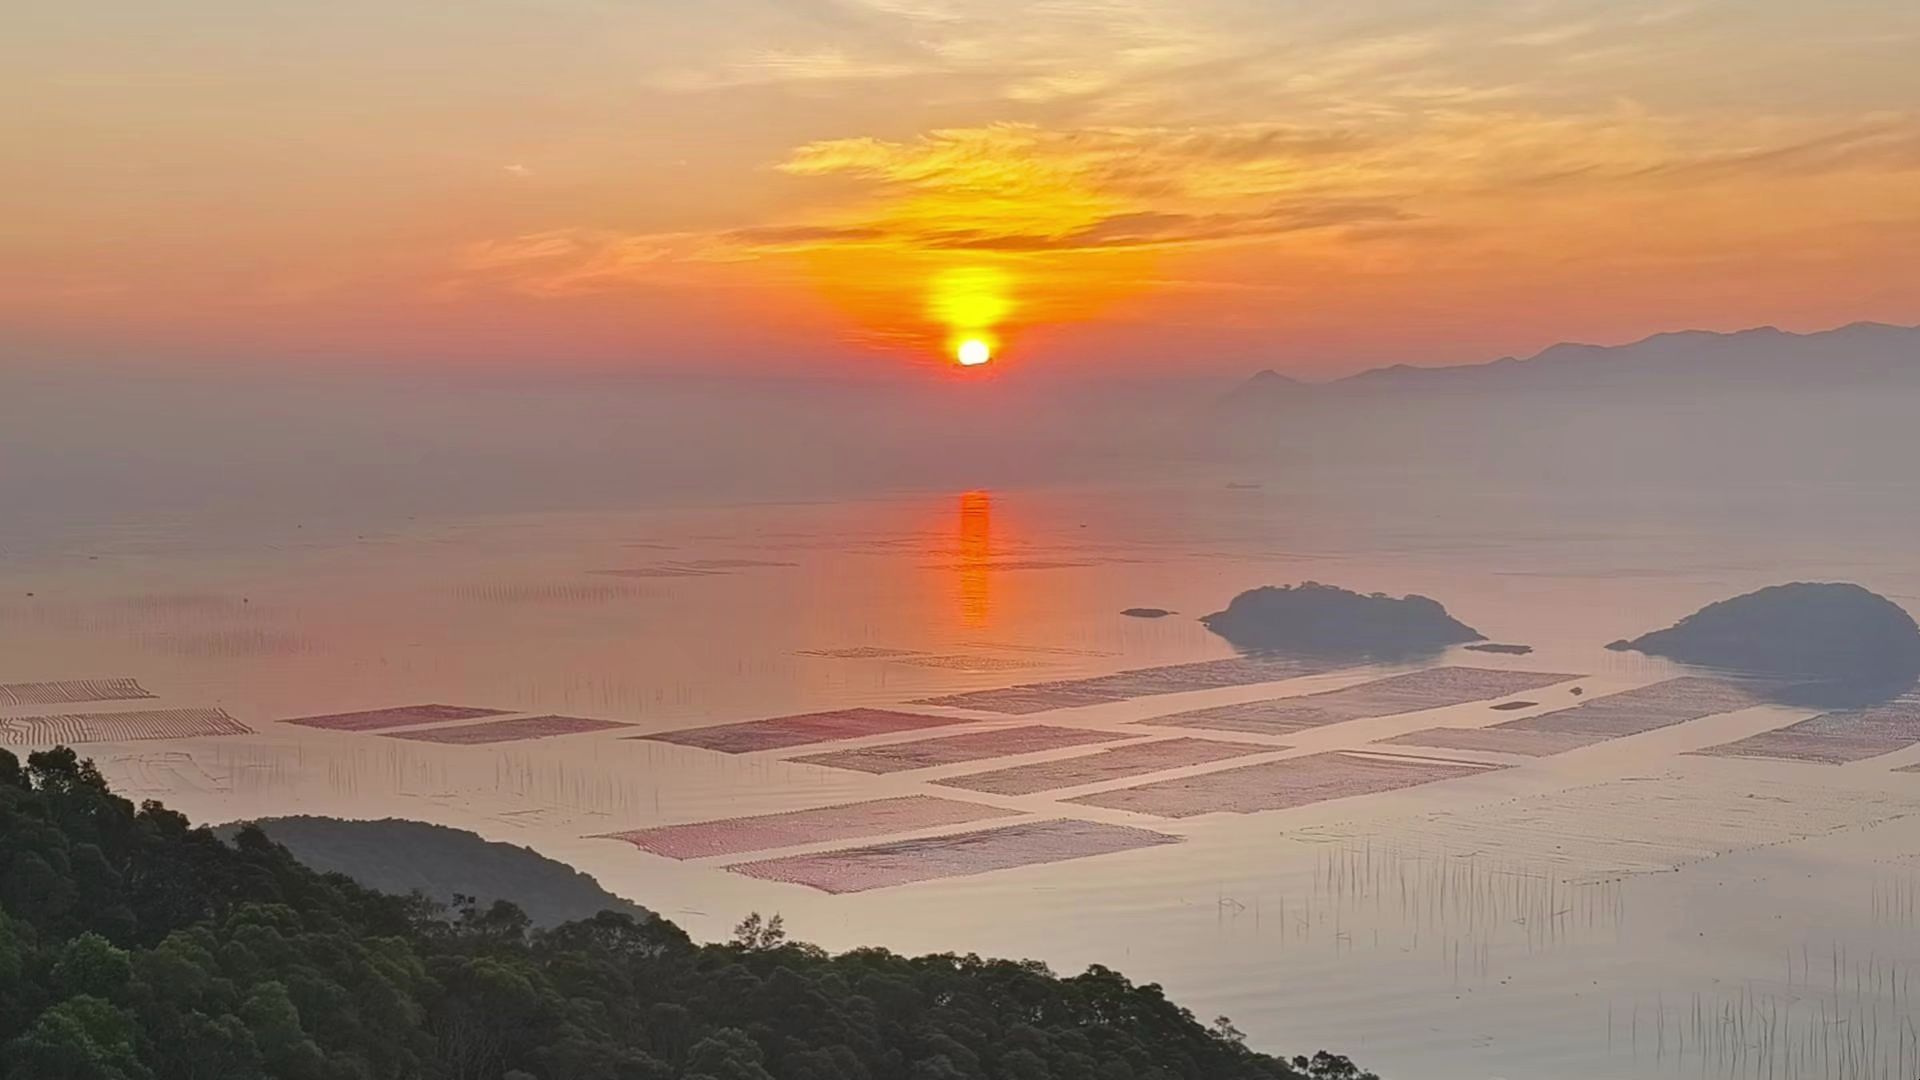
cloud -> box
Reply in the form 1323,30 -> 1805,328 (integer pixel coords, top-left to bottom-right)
453,108 -> 1920,299
1621,119 -> 1920,181
455,229 -> 682,296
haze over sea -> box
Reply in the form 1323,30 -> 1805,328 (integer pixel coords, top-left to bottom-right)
7,325 -> 1920,1079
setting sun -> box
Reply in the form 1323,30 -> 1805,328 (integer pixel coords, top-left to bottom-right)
957,338 -> 992,366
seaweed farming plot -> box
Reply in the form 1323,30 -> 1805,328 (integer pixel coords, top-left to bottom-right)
285,704 -> 510,732
386,715 -> 631,745
1138,666 -> 1581,737
638,708 -> 972,754
593,559 -> 796,580
1371,727 -> 1600,757
797,647 -> 928,660
0,677 -> 155,707
729,818 -> 1181,893
453,582 -> 643,605
666,559 -> 798,569
1069,751 -> 1504,819
1689,691 -> 1920,764
790,725 -> 1132,775
905,686 -> 1118,715
0,707 -> 251,745
961,641 -> 1118,658
595,795 -> 1019,860
1381,676 -> 1760,757
914,655 -> 1342,715
892,655 -> 1040,673
1287,776 -> 1920,884
938,737 -> 1275,796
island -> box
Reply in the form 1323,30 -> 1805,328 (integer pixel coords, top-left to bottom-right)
1608,582 -> 1920,704
1201,582 -> 1485,656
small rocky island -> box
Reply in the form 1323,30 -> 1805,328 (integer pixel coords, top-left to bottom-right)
1122,607 -> 1176,619
1201,582 -> 1485,655
1608,581 -> 1920,692
1466,642 -> 1534,655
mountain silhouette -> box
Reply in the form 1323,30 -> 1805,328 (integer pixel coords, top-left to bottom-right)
1228,321 -> 1918,404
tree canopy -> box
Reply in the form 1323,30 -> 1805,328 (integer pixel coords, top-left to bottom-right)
0,746 -> 1376,1080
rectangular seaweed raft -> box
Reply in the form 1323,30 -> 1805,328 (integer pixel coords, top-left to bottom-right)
637,708 -> 973,754
1067,750 -> 1504,818
1139,667 -> 1582,736
385,715 -> 630,745
1689,692 -> 1920,764
790,725 -> 1131,774
938,737 -> 1276,796
1381,676 -> 1760,757
1,707 -> 251,745
285,704 -> 510,732
596,795 -> 1020,860
940,734 -> 1282,795
0,678 -> 156,708
913,656 -> 1343,715
728,818 -> 1181,893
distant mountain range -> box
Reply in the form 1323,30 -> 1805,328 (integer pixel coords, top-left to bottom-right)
1232,321 -> 1920,405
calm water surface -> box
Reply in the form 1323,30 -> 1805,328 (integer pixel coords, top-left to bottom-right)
5,472 -> 1920,1080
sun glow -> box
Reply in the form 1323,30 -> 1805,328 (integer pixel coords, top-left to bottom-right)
932,265 -> 1010,367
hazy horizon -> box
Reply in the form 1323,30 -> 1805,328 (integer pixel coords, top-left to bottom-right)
9,1 -> 1919,378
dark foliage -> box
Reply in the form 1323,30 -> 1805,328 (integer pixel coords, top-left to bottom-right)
0,747 -> 1376,1080
1201,582 -> 1482,657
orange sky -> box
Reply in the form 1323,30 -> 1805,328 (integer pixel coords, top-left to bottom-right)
5,1 -> 1918,377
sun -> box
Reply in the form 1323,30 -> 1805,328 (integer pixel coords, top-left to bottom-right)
956,338 -> 992,366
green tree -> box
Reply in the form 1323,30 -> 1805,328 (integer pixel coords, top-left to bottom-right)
3,996 -> 152,1080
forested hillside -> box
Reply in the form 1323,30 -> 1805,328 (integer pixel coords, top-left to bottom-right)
0,747 -> 1374,1080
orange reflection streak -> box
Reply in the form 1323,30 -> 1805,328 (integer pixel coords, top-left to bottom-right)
956,490 -> 993,627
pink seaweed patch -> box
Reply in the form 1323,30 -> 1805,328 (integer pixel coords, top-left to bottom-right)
1067,750 -> 1505,818
728,818 -> 1181,893
914,655 -> 1344,714
385,714 -> 630,745
1688,692 -> 1920,764
1140,667 -> 1582,736
797,647 -> 928,659
0,707 -> 251,745
595,795 -> 1018,860
789,725 -> 1132,774
938,737 -> 1275,795
0,678 -> 155,708
1382,676 -> 1759,757
1370,727 -> 1602,757
637,708 -> 973,753
284,704 -> 510,732
893,655 -> 1040,672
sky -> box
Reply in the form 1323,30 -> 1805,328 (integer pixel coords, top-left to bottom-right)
6,0 -> 1919,378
